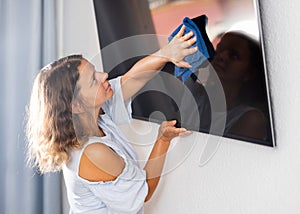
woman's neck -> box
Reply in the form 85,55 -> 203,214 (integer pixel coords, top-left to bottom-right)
77,108 -> 105,137
221,81 -> 242,110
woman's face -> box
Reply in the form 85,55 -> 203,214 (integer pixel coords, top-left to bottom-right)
75,59 -> 113,109
211,33 -> 253,83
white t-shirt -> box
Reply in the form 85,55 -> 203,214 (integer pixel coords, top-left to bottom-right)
63,76 -> 148,214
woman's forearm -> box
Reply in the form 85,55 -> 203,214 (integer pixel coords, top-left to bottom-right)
143,138 -> 171,202
143,120 -> 191,202
121,27 -> 197,102
121,50 -> 169,102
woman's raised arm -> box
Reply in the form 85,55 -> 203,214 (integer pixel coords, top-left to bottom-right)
121,25 -> 197,102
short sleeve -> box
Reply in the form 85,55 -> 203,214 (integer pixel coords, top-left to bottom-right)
83,157 -> 148,214
102,76 -> 132,125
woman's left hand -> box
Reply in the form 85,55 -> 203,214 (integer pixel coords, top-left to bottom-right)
158,25 -> 198,68
157,120 -> 192,142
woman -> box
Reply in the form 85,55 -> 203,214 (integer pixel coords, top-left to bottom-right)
26,26 -> 196,213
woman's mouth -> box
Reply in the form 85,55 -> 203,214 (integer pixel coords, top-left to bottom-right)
105,83 -> 111,91
212,62 -> 225,73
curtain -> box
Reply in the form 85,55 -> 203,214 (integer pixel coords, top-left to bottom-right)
0,0 -> 62,213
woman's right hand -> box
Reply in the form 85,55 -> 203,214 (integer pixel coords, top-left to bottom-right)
157,25 -> 198,68
157,120 -> 192,142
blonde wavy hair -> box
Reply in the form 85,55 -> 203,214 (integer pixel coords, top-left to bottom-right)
26,55 -> 87,173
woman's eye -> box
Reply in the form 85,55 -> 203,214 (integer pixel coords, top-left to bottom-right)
229,51 -> 239,60
92,78 -> 97,84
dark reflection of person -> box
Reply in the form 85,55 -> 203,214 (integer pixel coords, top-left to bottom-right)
184,31 -> 270,142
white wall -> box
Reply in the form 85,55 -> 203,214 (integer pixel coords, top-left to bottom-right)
57,0 -> 103,70
59,0 -> 300,213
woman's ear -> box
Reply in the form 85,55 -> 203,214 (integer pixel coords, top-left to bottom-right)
71,101 -> 84,114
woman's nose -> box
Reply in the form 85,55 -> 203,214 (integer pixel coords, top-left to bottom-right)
217,50 -> 229,62
98,72 -> 108,82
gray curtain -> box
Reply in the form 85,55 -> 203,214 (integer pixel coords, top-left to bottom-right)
0,0 -> 62,213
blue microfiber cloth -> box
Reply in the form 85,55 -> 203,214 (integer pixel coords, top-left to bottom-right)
168,15 -> 215,82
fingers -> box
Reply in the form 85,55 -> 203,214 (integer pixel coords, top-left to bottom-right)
174,25 -> 186,38
172,127 -> 192,136
174,45 -> 198,68
186,36 -> 197,47
180,37 -> 197,50
182,31 -> 194,41
174,61 -> 192,68
174,25 -> 194,41
166,120 -> 177,126
179,130 -> 193,136
166,27 -> 199,67
161,120 -> 192,135
160,120 -> 175,128
158,120 -> 192,142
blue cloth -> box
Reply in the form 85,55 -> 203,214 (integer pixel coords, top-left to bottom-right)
168,16 -> 213,82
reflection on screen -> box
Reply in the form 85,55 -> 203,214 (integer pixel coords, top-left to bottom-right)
132,0 -> 275,146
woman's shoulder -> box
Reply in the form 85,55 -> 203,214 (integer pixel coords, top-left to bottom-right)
229,108 -> 266,139
79,142 -> 125,182
238,109 -> 266,127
